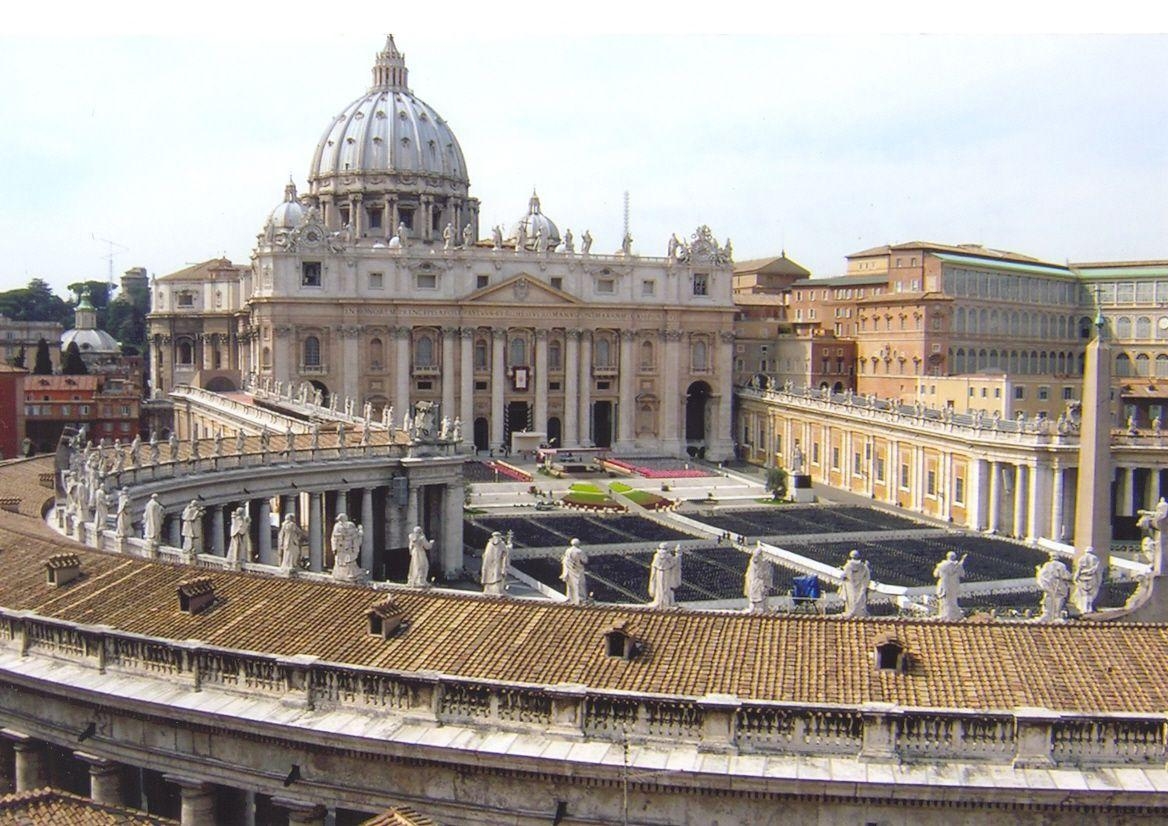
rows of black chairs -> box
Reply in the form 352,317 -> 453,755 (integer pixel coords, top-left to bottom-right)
696,505 -> 922,538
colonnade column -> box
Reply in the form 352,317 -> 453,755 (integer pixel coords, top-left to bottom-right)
441,327 -> 456,422
76,752 -> 123,806
442,483 -> 463,577
459,328 -> 475,448
394,326 -> 411,420
211,507 -> 225,555
257,499 -> 272,564
988,461 -> 1002,533
564,330 -> 579,448
1012,465 -> 1027,538
1151,469 -> 1162,508
406,485 -> 419,530
616,330 -> 636,451
1116,466 -> 1134,517
360,488 -> 374,570
578,332 -> 592,446
967,459 -> 985,531
1050,465 -> 1066,541
6,733 -> 46,792
385,486 -> 404,551
491,329 -> 506,451
308,492 -> 324,572
273,798 -> 327,826
168,517 -> 181,550
166,775 -> 215,826
534,329 -> 549,437
1028,462 -> 1051,543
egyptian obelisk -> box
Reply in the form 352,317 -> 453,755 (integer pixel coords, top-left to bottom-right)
1073,306 -> 1112,567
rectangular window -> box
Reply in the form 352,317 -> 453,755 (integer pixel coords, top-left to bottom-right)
177,292 -> 195,307
301,262 -> 322,287
416,380 -> 432,390
550,277 -> 563,290
831,446 -> 840,470
597,381 -> 611,391
1038,386 -> 1050,400
853,452 -> 862,474
954,476 -> 965,504
926,469 -> 936,496
693,273 -> 709,296
597,279 -> 615,294
811,443 -> 820,464
875,456 -> 886,482
366,206 -> 383,229
1063,386 -> 1074,400
477,275 -> 490,289
1014,387 -> 1025,400
900,464 -> 910,488
642,279 -> 655,296
80,405 -> 90,415
368,272 -> 384,290
416,273 -> 437,289
474,380 -> 488,391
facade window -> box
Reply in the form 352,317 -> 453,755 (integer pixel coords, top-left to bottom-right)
474,339 -> 488,370
597,279 -> 615,294
640,340 -> 654,369
811,443 -> 820,464
416,273 -> 437,289
954,476 -> 965,504
368,272 -> 384,290
366,206 -> 383,229
550,277 -> 563,291
369,338 -> 384,369
926,469 -> 936,496
509,337 -> 527,367
177,341 -> 194,366
693,273 -> 709,296
900,464 -> 910,488
303,336 -> 321,367
1014,387 -> 1025,400
548,340 -> 562,370
642,280 -> 656,296
415,335 -> 435,367
1038,386 -> 1050,401
477,275 -> 489,289
875,456 -> 885,482
853,452 -> 862,474
831,446 -> 840,470
692,340 -> 708,371
595,338 -> 613,368
301,262 -> 322,287
177,292 -> 195,307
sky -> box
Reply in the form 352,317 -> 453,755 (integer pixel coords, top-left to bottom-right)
1,2 -> 1165,296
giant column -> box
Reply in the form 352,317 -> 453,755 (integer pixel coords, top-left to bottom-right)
564,329 -> 579,447
616,330 -> 636,450
662,330 -> 682,454
1074,310 -> 1113,566
578,331 -> 592,446
459,328 -> 475,448
441,327 -> 456,421
491,329 -> 506,451
535,329 -> 549,437
394,326 -> 411,421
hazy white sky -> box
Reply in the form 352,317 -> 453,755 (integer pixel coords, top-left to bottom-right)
1,3 -> 1165,295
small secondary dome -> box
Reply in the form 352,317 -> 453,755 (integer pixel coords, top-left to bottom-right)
509,192 -> 561,249
268,179 -> 305,230
61,291 -> 119,357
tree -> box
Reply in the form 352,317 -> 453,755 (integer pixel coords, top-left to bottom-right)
0,278 -> 70,324
12,346 -> 24,369
765,468 -> 788,502
61,341 -> 88,375
32,338 -> 53,375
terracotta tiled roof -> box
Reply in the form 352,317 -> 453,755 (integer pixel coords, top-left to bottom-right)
0,457 -> 58,518
360,806 -> 439,826
154,258 -> 242,283
3,501 -> 1168,714
0,787 -> 177,825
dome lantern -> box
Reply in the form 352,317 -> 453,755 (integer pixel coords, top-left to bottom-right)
371,35 -> 409,92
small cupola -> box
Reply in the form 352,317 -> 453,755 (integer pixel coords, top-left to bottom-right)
45,553 -> 82,587
873,633 -> 908,673
177,577 -> 216,615
603,622 -> 643,660
367,597 -> 407,639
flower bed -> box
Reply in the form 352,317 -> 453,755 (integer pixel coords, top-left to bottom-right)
560,482 -> 625,512
488,461 -> 532,482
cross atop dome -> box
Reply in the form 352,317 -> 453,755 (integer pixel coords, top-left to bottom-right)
371,34 -> 409,91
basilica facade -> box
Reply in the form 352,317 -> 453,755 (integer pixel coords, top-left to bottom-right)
148,36 -> 736,460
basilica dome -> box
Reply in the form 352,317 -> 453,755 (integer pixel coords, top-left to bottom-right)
267,179 -> 304,230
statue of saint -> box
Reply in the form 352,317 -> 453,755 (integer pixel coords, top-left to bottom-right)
181,500 -> 204,558
560,538 -> 588,605
481,531 -> 511,596
1136,497 -> 1168,572
562,228 -> 574,253
648,543 -> 682,608
227,506 -> 252,567
442,221 -> 455,250
491,225 -> 503,250
278,514 -> 307,570
1072,547 -> 1103,614
92,488 -> 111,533
932,551 -> 967,621
581,229 -> 592,254
143,493 -> 164,552
790,443 -> 805,475
462,223 -> 474,248
115,489 -> 132,542
839,549 -> 871,619
168,432 -> 180,462
1036,555 -> 1072,622
330,513 -> 363,581
451,418 -> 462,443
407,526 -> 433,587
743,543 -> 771,613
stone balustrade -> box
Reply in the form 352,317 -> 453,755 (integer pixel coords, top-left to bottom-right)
4,607 -> 1163,769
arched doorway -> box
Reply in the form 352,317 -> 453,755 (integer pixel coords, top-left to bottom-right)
309,380 -> 330,408
473,417 -> 489,453
685,381 -> 711,445
832,381 -> 844,394
547,416 -> 562,448
592,401 -> 613,448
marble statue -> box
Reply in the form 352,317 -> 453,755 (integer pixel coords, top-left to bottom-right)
344,397 -> 354,417
143,493 -> 164,552
314,388 -> 323,407
128,435 -> 141,466
648,543 -> 682,609
560,538 -> 588,605
278,514 -> 307,570
1072,547 -> 1103,614
328,394 -> 338,412
407,525 -> 433,587
491,224 -> 503,250
1036,554 -> 1072,622
620,232 -> 633,255
743,543 -> 771,613
115,489 -> 132,543
933,551 -> 967,621
148,434 -> 160,465
260,427 -> 271,455
235,430 -> 246,455
336,423 -> 347,456
227,506 -> 252,567
168,432 -> 180,462
330,513 -> 363,581
790,443 -> 805,475
92,488 -> 110,532
462,222 -> 473,248
311,423 -> 320,451
181,499 -> 204,558
581,230 -> 592,254
111,444 -> 125,474
562,228 -> 574,253
535,226 -> 546,254
213,430 -> 223,458
285,427 -> 295,455
442,221 -> 454,250
451,418 -> 462,443
515,223 -> 527,252
363,401 -> 373,423
839,549 -> 871,619
481,530 -> 511,596
298,383 -> 308,405
382,405 -> 393,429
396,222 -> 408,248
402,410 -> 413,436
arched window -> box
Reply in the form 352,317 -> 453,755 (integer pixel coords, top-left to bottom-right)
369,337 -> 384,370
692,339 -> 708,371
1137,317 -> 1152,340
595,337 -> 612,368
640,340 -> 654,369
548,339 -> 562,370
954,307 -> 965,333
1039,352 -> 1048,374
1116,353 -> 1132,377
474,338 -> 488,370
1136,353 -> 1151,377
415,335 -> 434,367
1116,316 -> 1133,339
1157,354 -> 1168,378
509,336 -> 527,367
177,340 -> 193,366
303,336 -> 321,368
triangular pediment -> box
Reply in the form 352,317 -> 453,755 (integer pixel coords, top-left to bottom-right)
466,274 -> 582,305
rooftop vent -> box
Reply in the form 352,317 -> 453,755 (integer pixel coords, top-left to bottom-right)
177,577 -> 216,615
0,497 -> 20,514
45,553 -> 81,586
367,598 -> 406,639
873,633 -> 907,673
604,622 -> 642,660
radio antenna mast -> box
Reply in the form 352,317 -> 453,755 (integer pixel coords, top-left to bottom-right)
92,234 -> 129,288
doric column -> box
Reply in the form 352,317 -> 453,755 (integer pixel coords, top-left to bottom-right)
662,330 -> 682,454
1050,464 -> 1065,541
385,488 -> 403,552
491,329 -> 506,451
578,331 -> 592,446
211,506 -> 226,555
459,328 -> 475,447
564,329 -> 580,447
257,498 -> 272,564
308,492 -> 324,572
360,487 -> 374,570
166,775 -> 216,826
442,483 -> 464,578
76,752 -> 123,806
1150,468 -> 1162,509
988,461 -> 1002,533
1013,464 -> 1027,538
616,330 -> 636,450
441,327 -> 457,420
534,329 -> 549,436
7,734 -> 46,792
394,326 -> 411,419
168,516 -> 181,550
1028,461 -> 1052,543
967,458 -> 985,531
407,484 -> 420,529
273,798 -> 327,826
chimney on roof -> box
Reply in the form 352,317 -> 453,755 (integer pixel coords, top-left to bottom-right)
45,553 -> 82,586
367,597 -> 406,639
177,577 -> 216,614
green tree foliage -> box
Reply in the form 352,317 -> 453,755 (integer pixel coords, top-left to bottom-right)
12,347 -> 24,369
0,278 -> 70,324
765,468 -> 789,501
61,341 -> 88,375
106,297 -> 147,349
67,280 -> 111,313
32,338 -> 53,374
